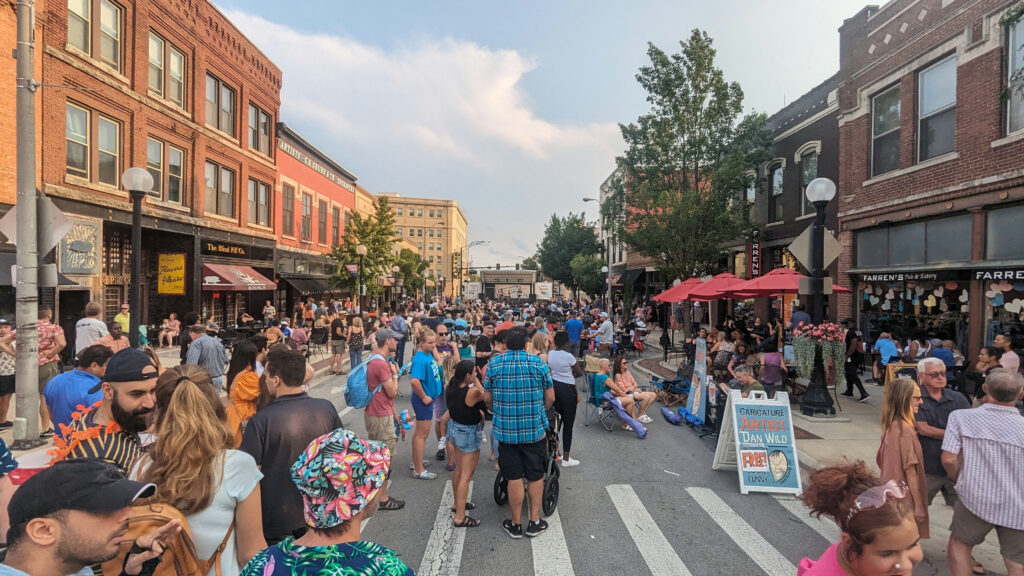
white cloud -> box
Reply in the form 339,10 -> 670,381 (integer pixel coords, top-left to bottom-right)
226,11 -> 621,267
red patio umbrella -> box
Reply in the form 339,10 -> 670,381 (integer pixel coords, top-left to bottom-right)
724,267 -> 850,298
652,277 -> 703,303
686,273 -> 746,301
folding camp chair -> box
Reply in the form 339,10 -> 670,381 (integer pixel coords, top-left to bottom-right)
581,352 -> 624,431
651,375 -> 690,408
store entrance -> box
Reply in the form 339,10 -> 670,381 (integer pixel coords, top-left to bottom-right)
58,289 -> 90,365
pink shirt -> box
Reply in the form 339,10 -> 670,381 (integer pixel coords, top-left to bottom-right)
798,543 -> 845,576
999,349 -> 1020,373
365,356 -> 396,418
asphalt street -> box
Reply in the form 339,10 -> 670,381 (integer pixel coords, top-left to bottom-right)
304,348 -> 956,576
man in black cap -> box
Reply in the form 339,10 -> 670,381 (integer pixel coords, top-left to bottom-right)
49,348 -> 158,474
1,459 -> 180,576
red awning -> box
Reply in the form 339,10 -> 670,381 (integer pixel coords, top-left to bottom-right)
202,264 -> 275,291
724,267 -> 851,298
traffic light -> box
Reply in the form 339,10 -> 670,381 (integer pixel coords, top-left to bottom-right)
496,263 -> 501,270
516,263 -> 520,270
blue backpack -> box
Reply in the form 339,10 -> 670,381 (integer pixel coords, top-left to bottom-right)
344,354 -> 386,409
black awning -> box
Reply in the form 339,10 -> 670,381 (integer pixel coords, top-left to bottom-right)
623,268 -> 644,285
280,275 -> 330,295
0,253 -> 78,287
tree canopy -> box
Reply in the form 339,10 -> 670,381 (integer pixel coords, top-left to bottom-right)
570,254 -> 606,298
330,196 -> 400,298
602,29 -> 770,281
536,213 -> 601,289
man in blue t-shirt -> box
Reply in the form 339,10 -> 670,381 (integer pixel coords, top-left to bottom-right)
43,344 -> 113,436
564,311 -> 584,358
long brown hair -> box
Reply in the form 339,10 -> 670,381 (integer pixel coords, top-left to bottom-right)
154,365 -> 221,428
880,377 -> 917,429
142,374 -> 232,514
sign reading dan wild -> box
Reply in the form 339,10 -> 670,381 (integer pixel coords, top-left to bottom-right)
712,390 -> 801,495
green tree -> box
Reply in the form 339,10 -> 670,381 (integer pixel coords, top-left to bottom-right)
394,248 -> 428,297
330,196 -> 398,299
602,30 -> 770,282
536,213 -> 601,290
569,254 -> 606,298
521,254 -> 540,271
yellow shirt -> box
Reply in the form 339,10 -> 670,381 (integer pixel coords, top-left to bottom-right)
113,312 -> 130,334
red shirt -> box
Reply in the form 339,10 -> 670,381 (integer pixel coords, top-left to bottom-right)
365,356 -> 396,418
496,321 -> 516,334
13,322 -> 65,366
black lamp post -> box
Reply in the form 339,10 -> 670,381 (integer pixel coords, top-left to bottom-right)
392,265 -> 400,309
801,177 -> 837,417
122,167 -> 154,347
356,244 -> 367,313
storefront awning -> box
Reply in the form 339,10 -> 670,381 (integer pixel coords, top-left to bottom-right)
0,253 -> 78,287
280,275 -> 330,295
202,264 -> 275,291
623,268 -> 644,285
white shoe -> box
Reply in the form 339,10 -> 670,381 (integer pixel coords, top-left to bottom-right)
437,437 -> 446,451
561,458 -> 580,468
638,415 -> 652,423
407,460 -> 432,470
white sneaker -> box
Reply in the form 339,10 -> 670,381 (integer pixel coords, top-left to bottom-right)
561,458 -> 580,468
407,460 -> 432,470
437,437 -> 447,451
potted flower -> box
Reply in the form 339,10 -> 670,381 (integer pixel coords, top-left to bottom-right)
792,322 -> 846,388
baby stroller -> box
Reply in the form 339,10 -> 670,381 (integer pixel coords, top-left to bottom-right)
493,409 -> 561,517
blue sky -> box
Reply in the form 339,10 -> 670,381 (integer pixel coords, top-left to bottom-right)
217,0 -> 867,268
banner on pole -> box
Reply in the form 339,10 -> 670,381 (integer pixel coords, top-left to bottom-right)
712,389 -> 802,495
535,282 -> 553,300
466,282 -> 482,299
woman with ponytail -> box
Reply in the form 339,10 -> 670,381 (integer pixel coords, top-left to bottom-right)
799,460 -> 923,575
877,377 -> 929,539
137,367 -> 266,576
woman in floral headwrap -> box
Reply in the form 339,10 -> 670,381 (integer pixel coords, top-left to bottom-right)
241,428 -> 413,576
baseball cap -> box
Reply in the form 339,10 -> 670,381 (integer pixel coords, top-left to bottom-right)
9,459 -> 155,527
0,319 -> 9,326
929,338 -> 944,347
291,428 -> 391,527
599,311 -> 609,318
374,327 -> 400,346
89,348 -> 158,394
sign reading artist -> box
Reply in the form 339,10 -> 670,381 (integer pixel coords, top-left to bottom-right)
157,253 -> 186,295
712,390 -> 801,495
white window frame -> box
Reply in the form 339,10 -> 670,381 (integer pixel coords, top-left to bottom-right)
1009,20 -> 1024,135
66,102 -> 90,179
871,84 -> 901,177
917,55 -> 957,162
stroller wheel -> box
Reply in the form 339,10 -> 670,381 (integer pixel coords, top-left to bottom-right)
493,471 -> 508,506
542,475 -> 559,516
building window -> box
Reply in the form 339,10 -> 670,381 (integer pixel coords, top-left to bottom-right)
1009,20 -> 1024,134
148,34 -> 163,96
247,179 -> 270,227
248,104 -> 271,155
344,211 -> 352,231
148,33 -> 185,109
97,117 -> 118,186
429,209 -> 435,218
282,184 -> 294,236
871,86 -> 901,176
65,103 -> 89,178
438,210 -> 444,219
418,243 -> 423,250
417,229 -> 423,237
68,0 -> 122,72
146,138 -> 162,196
800,152 -> 818,216
855,214 -> 971,267
318,200 -> 328,244
409,228 -> 415,236
397,208 -> 403,217
301,194 -> 312,241
204,161 -> 235,218
437,229 -> 442,238
429,256 -> 435,263
417,209 -> 423,217
167,146 -> 183,204
987,204 -> 1024,260
205,74 -> 236,136
769,164 -> 783,222
918,56 -> 956,161
397,228 -> 403,236
429,229 -> 434,237
332,207 -> 340,246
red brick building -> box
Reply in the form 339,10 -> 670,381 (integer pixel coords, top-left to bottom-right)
38,0 -> 281,330
275,122 -> 356,318
838,0 -> 1024,357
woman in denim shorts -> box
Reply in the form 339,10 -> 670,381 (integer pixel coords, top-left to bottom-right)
446,359 -> 487,528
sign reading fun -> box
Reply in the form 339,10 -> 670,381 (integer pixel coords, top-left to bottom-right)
712,390 -> 802,495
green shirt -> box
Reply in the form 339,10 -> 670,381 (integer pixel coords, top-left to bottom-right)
242,537 -> 413,576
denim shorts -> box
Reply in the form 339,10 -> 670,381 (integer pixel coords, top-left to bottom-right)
447,420 -> 483,453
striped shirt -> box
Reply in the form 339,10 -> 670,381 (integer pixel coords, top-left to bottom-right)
483,350 -> 553,445
49,402 -> 141,475
942,403 -> 1024,530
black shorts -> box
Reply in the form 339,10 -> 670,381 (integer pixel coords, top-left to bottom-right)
0,375 -> 12,396
498,439 -> 546,482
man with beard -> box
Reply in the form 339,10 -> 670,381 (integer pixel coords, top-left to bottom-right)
0,458 -> 181,576
49,348 -> 158,474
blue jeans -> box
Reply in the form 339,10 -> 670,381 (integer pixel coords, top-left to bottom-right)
211,376 -> 224,392
395,337 -> 407,366
349,348 -> 363,369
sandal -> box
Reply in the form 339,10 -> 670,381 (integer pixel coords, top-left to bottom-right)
446,464 -> 456,472
379,497 -> 405,511
450,503 -> 476,512
971,557 -> 985,575
452,516 -> 480,528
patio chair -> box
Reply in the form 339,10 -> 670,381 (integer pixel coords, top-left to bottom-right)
651,374 -> 690,408
308,327 -> 329,359
582,371 -> 621,432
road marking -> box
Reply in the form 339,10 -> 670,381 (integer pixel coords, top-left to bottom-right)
418,479 -> 473,576
531,507 -> 575,576
687,487 -> 796,575
338,406 -> 354,420
606,484 -> 692,576
772,495 -> 841,543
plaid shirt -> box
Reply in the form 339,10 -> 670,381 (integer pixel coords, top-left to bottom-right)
943,403 -> 1024,530
483,350 -> 552,445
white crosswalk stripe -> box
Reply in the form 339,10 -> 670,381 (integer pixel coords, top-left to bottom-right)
418,480 -> 473,576
772,495 -> 841,543
687,487 -> 796,575
606,484 -> 693,576
531,508 -> 575,576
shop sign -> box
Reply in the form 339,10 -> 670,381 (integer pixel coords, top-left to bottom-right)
103,274 -> 130,285
202,241 -> 250,257
974,269 -> 1024,281
857,272 -> 960,282
749,229 -> 761,278
157,253 -> 186,295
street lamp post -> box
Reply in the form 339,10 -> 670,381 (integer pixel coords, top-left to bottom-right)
122,167 -> 154,347
439,274 -> 445,302
356,244 -> 367,314
601,265 -> 609,312
801,177 -> 837,417
392,265 -> 400,309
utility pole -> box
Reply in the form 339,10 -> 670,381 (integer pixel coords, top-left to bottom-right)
14,0 -> 43,449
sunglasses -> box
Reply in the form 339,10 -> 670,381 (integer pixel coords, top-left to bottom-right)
846,480 -> 908,522
921,371 -> 946,379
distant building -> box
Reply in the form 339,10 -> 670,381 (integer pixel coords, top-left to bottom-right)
383,194 -> 468,299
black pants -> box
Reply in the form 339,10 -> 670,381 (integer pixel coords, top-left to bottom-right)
844,357 -> 867,397
552,380 -> 578,454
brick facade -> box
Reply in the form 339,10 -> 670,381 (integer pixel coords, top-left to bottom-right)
838,0 -> 1024,357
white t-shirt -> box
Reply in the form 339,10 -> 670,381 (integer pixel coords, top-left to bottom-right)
74,317 -> 108,355
135,449 -> 262,576
547,350 -> 577,384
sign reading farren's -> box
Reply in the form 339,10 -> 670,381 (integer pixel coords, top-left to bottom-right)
974,269 -> 1024,281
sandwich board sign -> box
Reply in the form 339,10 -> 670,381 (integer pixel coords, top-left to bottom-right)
712,389 -> 802,495
682,338 -> 707,425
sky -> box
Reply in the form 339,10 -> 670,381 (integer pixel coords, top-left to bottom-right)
217,0 -> 868,268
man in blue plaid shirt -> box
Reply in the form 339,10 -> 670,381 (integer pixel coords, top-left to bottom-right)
483,325 -> 554,539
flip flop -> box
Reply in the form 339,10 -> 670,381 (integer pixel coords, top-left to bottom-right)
450,503 -> 476,512
971,557 -> 986,575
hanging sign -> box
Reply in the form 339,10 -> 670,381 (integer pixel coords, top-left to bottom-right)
712,389 -> 802,495
157,253 -> 186,295
749,229 -> 761,278
345,264 -> 360,276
